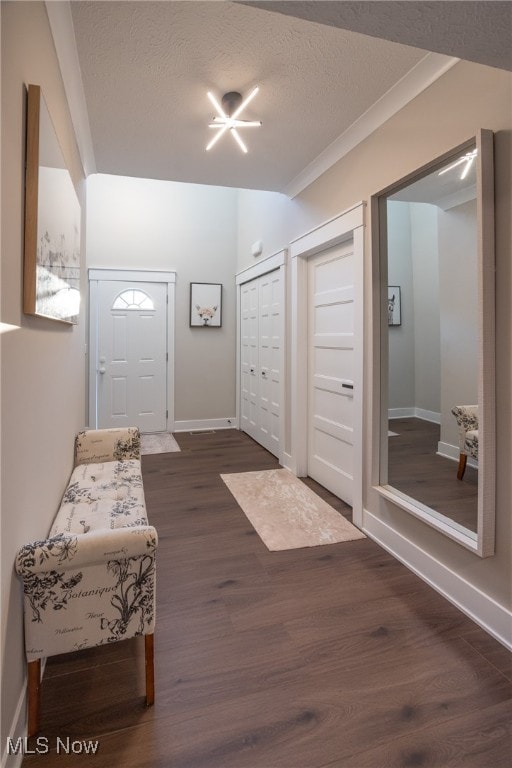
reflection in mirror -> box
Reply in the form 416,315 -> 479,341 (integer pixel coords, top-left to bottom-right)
24,85 -> 81,324
375,132 -> 495,557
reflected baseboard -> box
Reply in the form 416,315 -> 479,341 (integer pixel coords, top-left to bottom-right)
389,408 -> 440,424
437,441 -> 478,469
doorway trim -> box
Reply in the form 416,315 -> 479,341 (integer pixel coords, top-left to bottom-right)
289,203 -> 365,527
235,249 -> 287,465
88,269 -> 176,431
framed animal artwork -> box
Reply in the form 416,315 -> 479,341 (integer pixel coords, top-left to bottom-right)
190,282 -> 222,327
388,286 -> 401,326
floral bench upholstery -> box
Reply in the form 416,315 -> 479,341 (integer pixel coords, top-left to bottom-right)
15,427 -> 157,736
451,405 -> 479,480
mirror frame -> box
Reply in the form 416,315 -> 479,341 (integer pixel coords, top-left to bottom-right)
371,130 -> 495,557
23,84 -> 81,325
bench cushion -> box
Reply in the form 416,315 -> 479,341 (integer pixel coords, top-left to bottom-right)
74,427 -> 141,466
50,459 -> 146,536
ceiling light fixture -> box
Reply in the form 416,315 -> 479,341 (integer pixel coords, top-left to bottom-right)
438,148 -> 478,180
206,87 -> 261,153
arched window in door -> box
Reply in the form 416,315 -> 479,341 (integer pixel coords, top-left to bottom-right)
112,289 -> 155,310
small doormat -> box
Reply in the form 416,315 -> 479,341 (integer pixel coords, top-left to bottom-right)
220,468 -> 365,551
141,432 -> 181,455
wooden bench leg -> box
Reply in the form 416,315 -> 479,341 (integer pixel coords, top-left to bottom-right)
27,659 -> 41,737
145,634 -> 155,706
457,452 -> 467,480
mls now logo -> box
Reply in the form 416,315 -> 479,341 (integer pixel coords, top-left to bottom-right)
7,737 -> 100,755
6,738 -> 49,756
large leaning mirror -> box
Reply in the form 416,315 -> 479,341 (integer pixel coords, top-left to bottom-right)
24,84 -> 81,324
372,131 -> 495,557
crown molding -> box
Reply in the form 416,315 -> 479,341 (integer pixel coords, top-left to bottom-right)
45,1 -> 96,176
284,52 -> 459,199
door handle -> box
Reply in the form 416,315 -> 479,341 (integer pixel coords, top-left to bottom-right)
342,382 -> 354,390
261,370 -> 267,377
250,367 -> 255,373
98,367 -> 106,374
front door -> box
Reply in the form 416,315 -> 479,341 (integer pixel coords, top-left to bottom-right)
307,241 -> 358,505
96,280 -> 168,432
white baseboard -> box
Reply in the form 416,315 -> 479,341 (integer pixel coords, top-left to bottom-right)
2,682 -> 26,768
174,418 -> 237,432
437,440 -> 459,461
389,407 -> 440,424
362,508 -> 512,650
388,408 -> 414,419
415,408 -> 440,424
438,441 -> 478,469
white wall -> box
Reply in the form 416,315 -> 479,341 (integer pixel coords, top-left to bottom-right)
410,203 -> 441,415
387,202 -> 441,417
1,2 -> 87,758
387,201 -> 415,411
439,199 -> 478,448
236,187 -> 292,272
86,174 -> 238,423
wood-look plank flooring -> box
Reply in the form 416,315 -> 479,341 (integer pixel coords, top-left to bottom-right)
388,418 -> 478,532
23,431 -> 511,767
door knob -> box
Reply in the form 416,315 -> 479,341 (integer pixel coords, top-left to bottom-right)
98,367 -> 106,374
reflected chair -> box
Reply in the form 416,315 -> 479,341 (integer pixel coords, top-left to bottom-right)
451,405 -> 479,480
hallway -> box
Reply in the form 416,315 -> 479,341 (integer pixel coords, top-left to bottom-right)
23,431 -> 512,767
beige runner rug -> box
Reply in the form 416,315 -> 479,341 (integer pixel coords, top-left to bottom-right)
221,468 -> 365,551
141,432 -> 181,455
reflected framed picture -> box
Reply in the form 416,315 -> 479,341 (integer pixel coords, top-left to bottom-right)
24,84 -> 81,325
190,282 -> 222,327
388,286 -> 401,326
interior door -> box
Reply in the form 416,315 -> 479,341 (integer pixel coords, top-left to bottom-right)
308,241 -> 358,505
257,270 -> 282,456
240,280 -> 259,442
240,269 -> 282,458
96,280 -> 168,432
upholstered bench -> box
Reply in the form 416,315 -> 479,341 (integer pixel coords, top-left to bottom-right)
451,405 -> 479,479
15,427 -> 157,736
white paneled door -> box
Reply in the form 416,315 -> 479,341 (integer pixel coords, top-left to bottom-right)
240,269 -> 282,457
308,242 -> 358,505
240,279 -> 259,439
96,280 -> 168,432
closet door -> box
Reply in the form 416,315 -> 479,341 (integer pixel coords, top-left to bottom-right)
240,269 -> 282,458
240,280 -> 259,442
257,270 -> 282,456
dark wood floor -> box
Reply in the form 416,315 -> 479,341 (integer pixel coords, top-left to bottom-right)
23,431 -> 511,767
388,418 -> 478,533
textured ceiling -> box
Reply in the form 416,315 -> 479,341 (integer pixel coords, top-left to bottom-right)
244,1 -> 512,72
70,1 -> 427,191
69,1 -> 509,193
